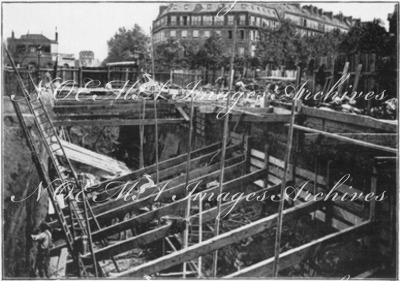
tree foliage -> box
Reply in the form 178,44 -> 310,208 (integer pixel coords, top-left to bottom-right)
255,19 -> 346,69
154,37 -> 185,69
255,20 -> 299,69
195,32 -> 225,70
339,19 -> 390,55
103,24 -> 150,67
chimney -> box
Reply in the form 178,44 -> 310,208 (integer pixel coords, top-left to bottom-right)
323,11 -> 333,19
55,29 -> 58,42
11,30 -> 15,38
313,6 -> 318,14
303,5 -> 312,12
318,9 -> 323,16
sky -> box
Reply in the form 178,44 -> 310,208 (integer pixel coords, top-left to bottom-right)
2,1 -> 397,62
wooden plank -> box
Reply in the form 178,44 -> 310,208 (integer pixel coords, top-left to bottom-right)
53,118 -> 184,126
56,248 -> 68,277
230,114 -> 292,123
94,161 -> 259,221
78,169 -> 269,261
113,200 -> 319,277
89,141 -> 226,191
175,106 -> 190,121
91,166 -> 267,241
304,133 -> 397,148
52,140 -> 131,175
50,158 -> 245,251
292,125 -> 397,154
301,106 -> 397,132
225,221 -> 372,277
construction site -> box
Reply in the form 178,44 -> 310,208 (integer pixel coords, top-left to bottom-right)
3,48 -> 398,279
2,3 -> 399,279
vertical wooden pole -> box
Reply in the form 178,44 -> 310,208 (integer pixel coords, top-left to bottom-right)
183,84 -> 195,278
264,144 -> 269,189
197,195 -> 203,277
272,99 -> 296,277
107,66 -> 111,82
139,99 -> 145,169
325,160 -> 334,226
79,67 -> 83,87
212,16 -> 237,277
244,135 -> 252,173
369,163 -> 377,222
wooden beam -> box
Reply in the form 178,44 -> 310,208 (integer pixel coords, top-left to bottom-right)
53,118 -> 184,126
304,133 -> 397,148
112,200 -> 319,277
50,159 -> 244,252
300,106 -> 397,132
229,114 -> 292,123
175,106 -> 190,121
225,221 -> 372,278
78,168 -> 269,261
91,162 -> 255,241
87,141 -> 233,191
291,125 -> 397,154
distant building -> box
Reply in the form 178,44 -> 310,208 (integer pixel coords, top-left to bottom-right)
79,50 -> 98,67
5,31 -> 58,68
55,53 -> 76,68
152,3 -> 357,57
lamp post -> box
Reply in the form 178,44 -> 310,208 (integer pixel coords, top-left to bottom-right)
37,45 -> 42,84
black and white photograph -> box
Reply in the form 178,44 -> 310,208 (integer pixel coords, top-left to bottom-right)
1,1 -> 399,279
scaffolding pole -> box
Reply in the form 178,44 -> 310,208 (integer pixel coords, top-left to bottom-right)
272,100 -> 297,277
183,83 -> 195,278
212,17 -> 237,278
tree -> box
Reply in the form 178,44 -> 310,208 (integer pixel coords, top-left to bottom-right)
103,24 -> 150,68
255,20 -> 299,69
339,19 -> 390,56
154,37 -> 185,70
195,32 -> 225,70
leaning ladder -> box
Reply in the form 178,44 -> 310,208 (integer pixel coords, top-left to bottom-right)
26,73 -> 121,276
5,47 -> 87,274
5,47 -> 113,276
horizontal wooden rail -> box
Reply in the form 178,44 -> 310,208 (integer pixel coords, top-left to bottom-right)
113,200 -> 319,277
225,221 -> 372,277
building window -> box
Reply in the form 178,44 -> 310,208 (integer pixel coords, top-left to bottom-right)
250,16 -> 256,26
216,30 -> 221,36
204,30 -> 210,38
170,30 -> 176,37
192,16 -> 201,25
239,30 -> 245,40
193,30 -> 199,37
238,47 -> 245,56
227,15 -> 234,25
182,16 -> 188,26
182,30 -> 187,38
239,15 -> 246,25
215,15 -> 224,25
251,45 -> 256,57
303,19 -> 307,27
228,30 -> 233,39
171,16 -> 177,25
203,15 -> 212,26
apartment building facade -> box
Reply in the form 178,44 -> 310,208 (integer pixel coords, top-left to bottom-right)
152,3 -> 356,57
